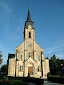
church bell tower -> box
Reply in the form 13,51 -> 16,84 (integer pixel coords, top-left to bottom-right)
24,9 -> 35,41
24,9 -> 35,60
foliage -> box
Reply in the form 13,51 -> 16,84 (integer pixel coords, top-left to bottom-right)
47,73 -> 60,77
48,76 -> 64,84
47,72 -> 51,77
0,77 -> 44,85
0,51 -> 3,64
45,57 -> 49,59
28,73 -> 30,77
49,54 -> 64,76
1,64 -> 8,75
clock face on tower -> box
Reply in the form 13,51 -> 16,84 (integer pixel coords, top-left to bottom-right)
28,43 -> 32,47
28,25 -> 32,29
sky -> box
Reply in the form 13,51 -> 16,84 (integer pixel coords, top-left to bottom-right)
0,0 -> 64,66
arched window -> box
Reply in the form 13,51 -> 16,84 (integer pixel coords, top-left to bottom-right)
29,51 -> 30,58
38,66 -> 40,71
29,32 -> 31,38
38,56 -> 40,61
20,66 -> 21,71
21,55 -> 22,60
20,66 -> 23,72
31,51 -> 32,57
22,66 -> 23,71
28,51 -> 32,58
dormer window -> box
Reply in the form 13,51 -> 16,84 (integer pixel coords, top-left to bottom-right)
29,32 -> 31,38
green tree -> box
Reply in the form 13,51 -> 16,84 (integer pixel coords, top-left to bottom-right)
49,54 -> 64,76
1,64 -> 8,75
62,67 -> 64,76
0,51 -> 3,64
49,54 -> 58,75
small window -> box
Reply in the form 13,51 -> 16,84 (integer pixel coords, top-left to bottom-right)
29,32 -> 31,38
20,66 -> 21,71
38,56 -> 40,61
38,66 -> 40,72
21,55 -> 22,60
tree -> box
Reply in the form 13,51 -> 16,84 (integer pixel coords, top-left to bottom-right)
62,67 -> 64,76
49,54 -> 64,76
49,54 -> 58,75
0,51 -> 3,64
45,57 -> 49,59
1,64 -> 8,75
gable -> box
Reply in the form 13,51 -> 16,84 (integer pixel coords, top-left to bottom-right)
25,57 -> 37,67
16,42 -> 24,53
35,42 -> 43,52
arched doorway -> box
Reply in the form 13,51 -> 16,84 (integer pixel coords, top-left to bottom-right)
28,63 -> 33,75
28,67 -> 33,75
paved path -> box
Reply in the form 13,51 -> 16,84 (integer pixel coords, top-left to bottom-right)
43,79 -> 64,85
28,83 -> 36,85
28,79 -> 64,85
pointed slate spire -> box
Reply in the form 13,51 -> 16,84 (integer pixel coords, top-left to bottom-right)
27,9 -> 31,21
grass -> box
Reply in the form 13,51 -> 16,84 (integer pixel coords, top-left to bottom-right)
47,74 -> 64,84
48,75 -> 60,77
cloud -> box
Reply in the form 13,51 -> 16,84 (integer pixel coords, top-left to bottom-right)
56,54 -> 64,59
0,1 -> 12,13
44,41 -> 64,55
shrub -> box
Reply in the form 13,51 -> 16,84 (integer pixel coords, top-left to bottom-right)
28,73 -> 30,77
47,72 -> 51,77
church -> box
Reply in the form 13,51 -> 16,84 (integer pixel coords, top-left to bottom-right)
7,10 -> 50,79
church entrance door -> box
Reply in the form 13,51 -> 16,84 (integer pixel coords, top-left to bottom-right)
28,67 -> 33,75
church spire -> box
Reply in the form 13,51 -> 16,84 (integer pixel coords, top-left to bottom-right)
24,9 -> 34,29
27,9 -> 31,21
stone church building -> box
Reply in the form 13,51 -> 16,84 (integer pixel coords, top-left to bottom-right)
8,10 -> 50,79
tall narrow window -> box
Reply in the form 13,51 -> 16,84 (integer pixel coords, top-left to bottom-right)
29,51 -> 30,58
38,56 -> 40,61
20,66 -> 21,71
31,51 -> 32,57
38,66 -> 40,71
21,55 -> 22,60
29,32 -> 31,38
28,51 -> 32,58
22,66 -> 23,71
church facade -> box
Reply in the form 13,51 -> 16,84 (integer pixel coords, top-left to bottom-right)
8,10 -> 50,79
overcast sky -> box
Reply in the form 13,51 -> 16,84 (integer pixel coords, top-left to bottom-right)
0,0 -> 64,66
